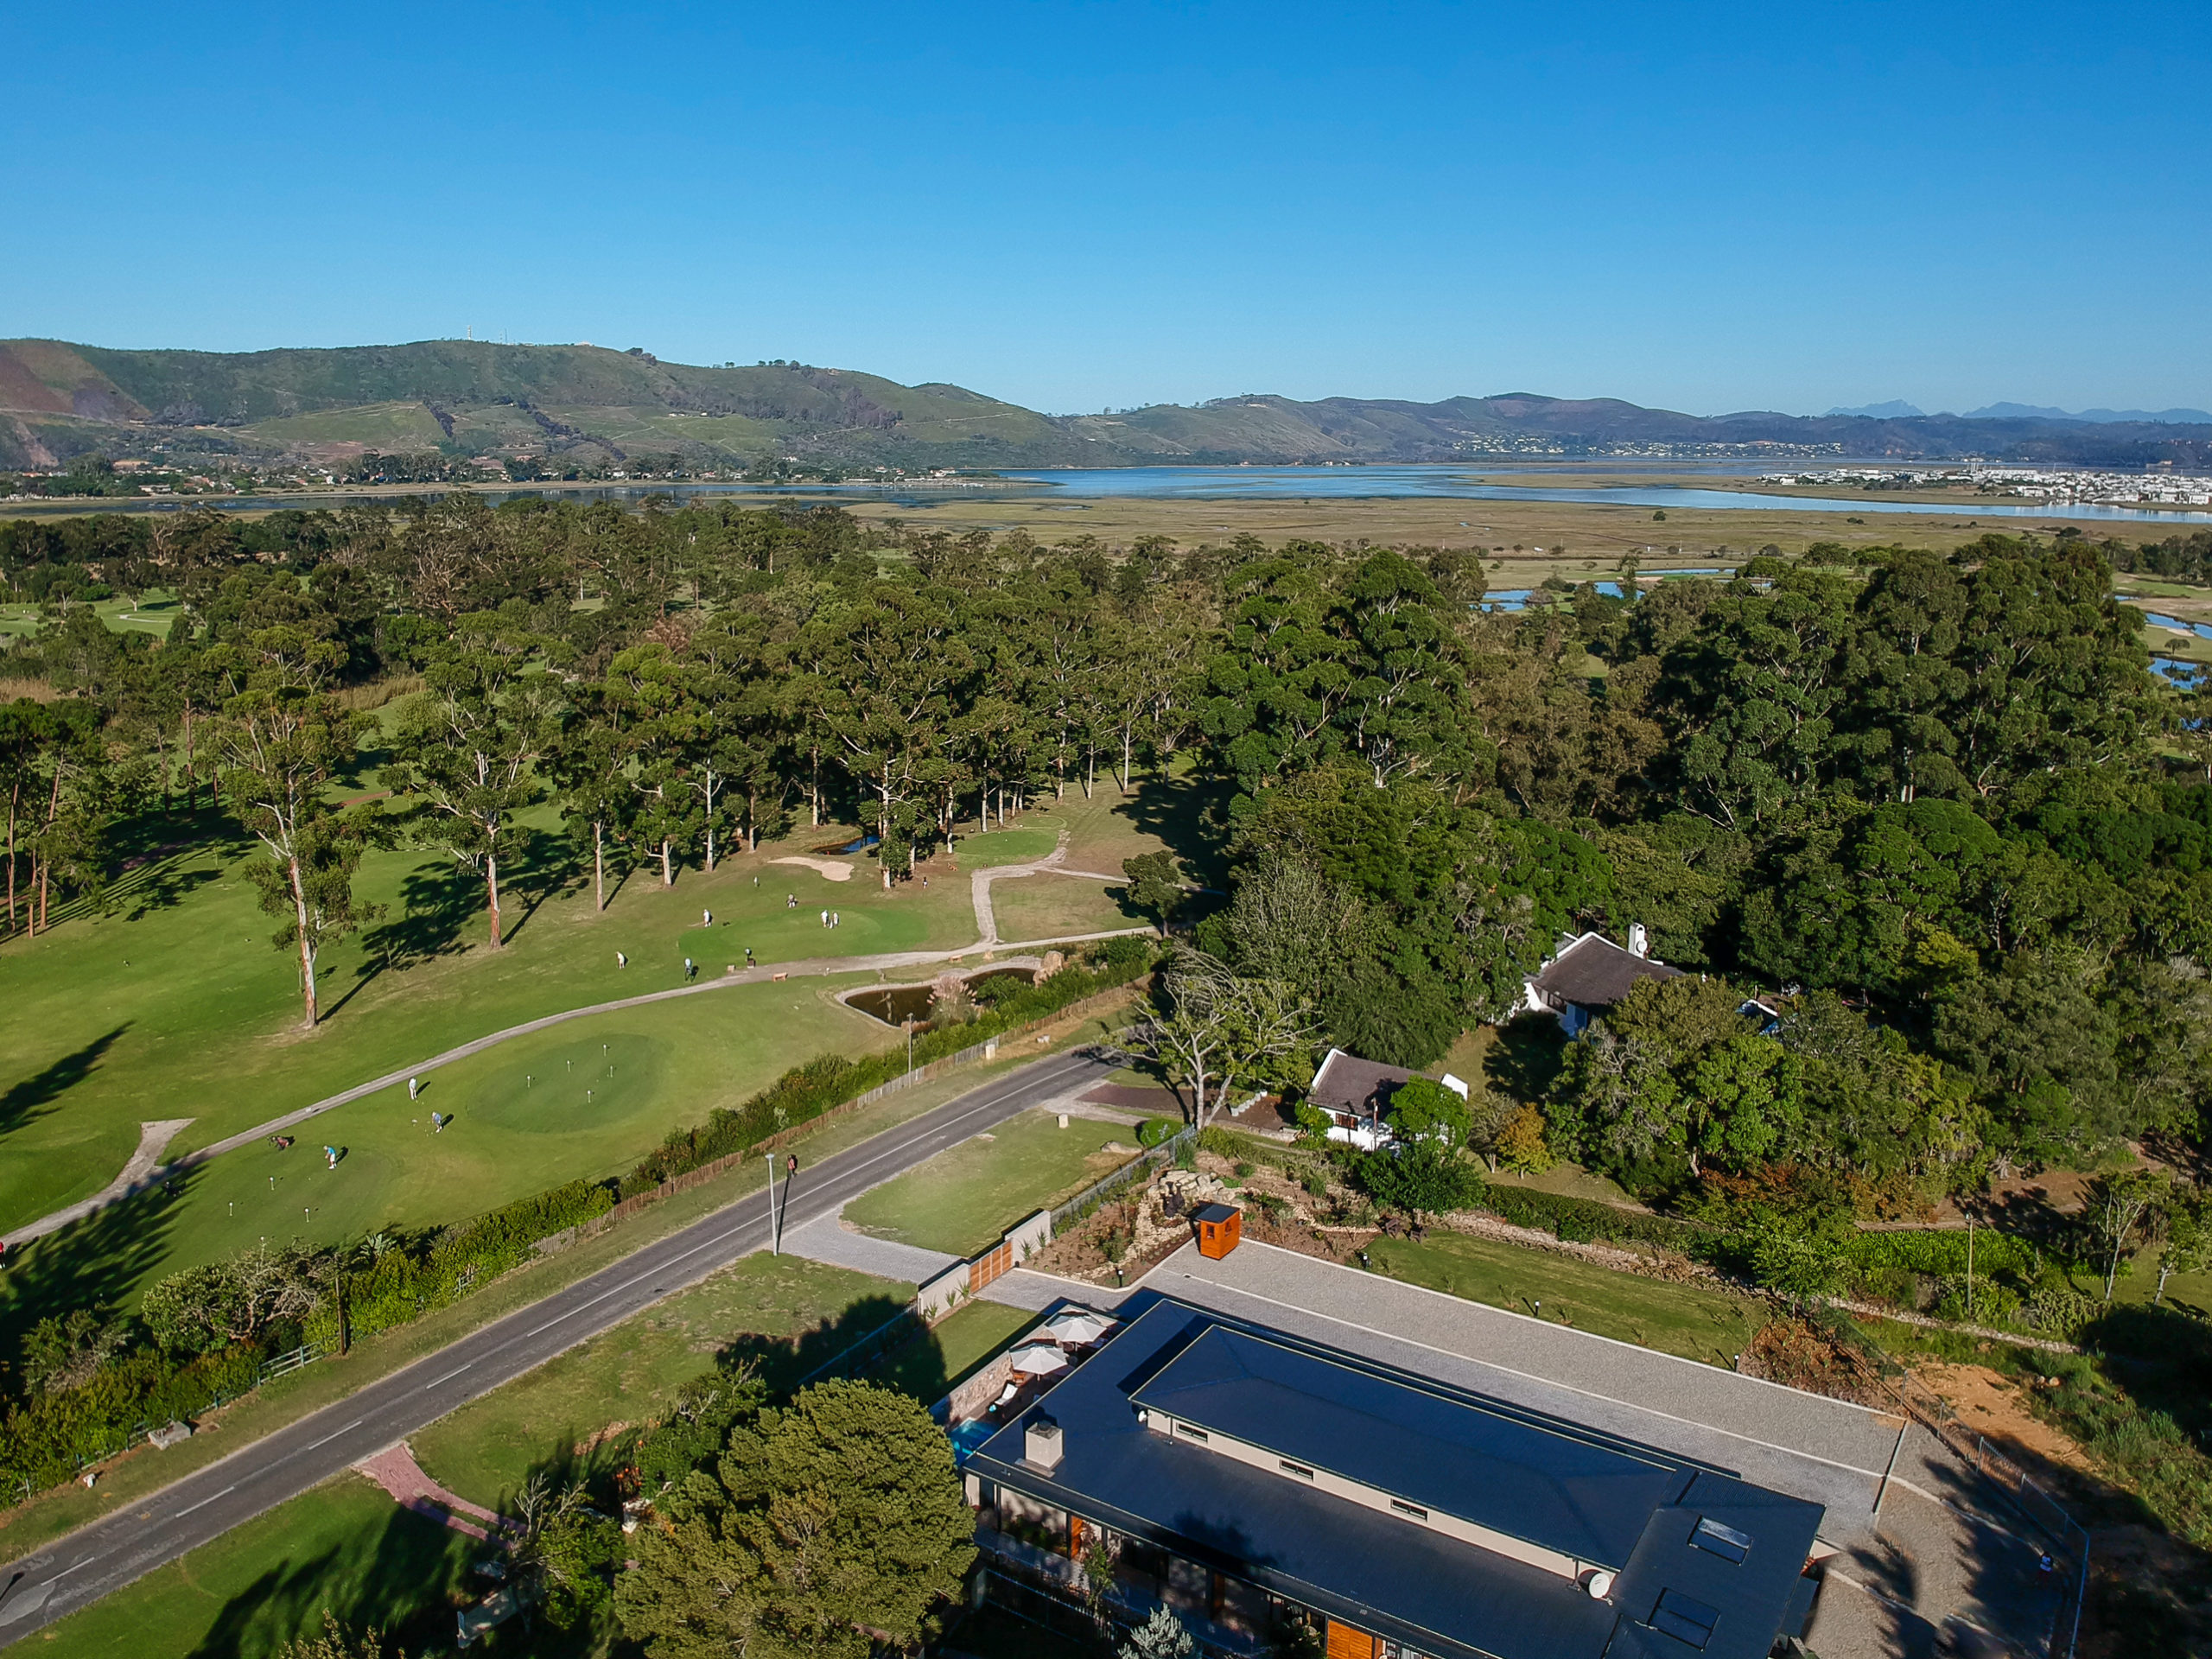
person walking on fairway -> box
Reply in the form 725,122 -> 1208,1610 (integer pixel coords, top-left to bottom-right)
408,1077 -> 419,1101
831,911 -> 839,928
702,909 -> 712,926
324,1145 -> 337,1169
821,908 -> 829,927
617,950 -> 627,968
684,957 -> 696,981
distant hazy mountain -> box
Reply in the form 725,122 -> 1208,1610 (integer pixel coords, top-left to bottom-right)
3,337 -> 2209,474
1965,401 -> 2212,425
1826,400 -> 1927,419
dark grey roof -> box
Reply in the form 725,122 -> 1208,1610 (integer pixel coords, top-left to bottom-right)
967,1298 -> 1824,1659
1307,1048 -> 1413,1116
1129,1321 -> 1687,1568
1531,934 -> 1684,1011
1191,1202 -> 1239,1224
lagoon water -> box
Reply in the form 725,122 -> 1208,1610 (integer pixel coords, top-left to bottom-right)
16,463 -> 2212,524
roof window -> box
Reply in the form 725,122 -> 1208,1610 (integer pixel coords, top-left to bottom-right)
1689,1516 -> 1752,1564
1649,1589 -> 1719,1650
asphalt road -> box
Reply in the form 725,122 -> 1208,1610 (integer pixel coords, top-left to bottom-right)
0,1045 -> 1114,1643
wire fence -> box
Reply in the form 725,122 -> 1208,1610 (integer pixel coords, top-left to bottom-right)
1050,1122 -> 1197,1235
55,1339 -> 330,1484
1808,1302 -> 2092,1658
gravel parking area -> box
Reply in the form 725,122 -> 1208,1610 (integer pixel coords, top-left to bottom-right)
1147,1240 -> 2066,1656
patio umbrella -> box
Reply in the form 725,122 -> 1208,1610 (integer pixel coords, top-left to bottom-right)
1008,1343 -> 1071,1376
1044,1311 -> 1112,1345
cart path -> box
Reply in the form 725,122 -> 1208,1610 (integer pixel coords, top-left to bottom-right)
1,922 -> 1149,1249
0,1046 -> 1114,1642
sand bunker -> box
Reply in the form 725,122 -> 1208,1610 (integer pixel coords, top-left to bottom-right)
769,855 -> 854,882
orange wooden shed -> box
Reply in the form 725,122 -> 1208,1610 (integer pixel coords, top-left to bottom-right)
1192,1201 -> 1242,1260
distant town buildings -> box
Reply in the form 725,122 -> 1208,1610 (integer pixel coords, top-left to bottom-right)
1762,464 -> 2212,506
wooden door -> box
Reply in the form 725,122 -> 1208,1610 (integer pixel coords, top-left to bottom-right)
1325,1619 -> 1377,1659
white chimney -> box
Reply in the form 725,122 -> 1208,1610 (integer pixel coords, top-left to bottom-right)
1024,1415 -> 1064,1472
1626,924 -> 1649,959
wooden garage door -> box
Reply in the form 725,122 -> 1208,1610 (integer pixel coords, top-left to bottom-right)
1325,1620 -> 1377,1659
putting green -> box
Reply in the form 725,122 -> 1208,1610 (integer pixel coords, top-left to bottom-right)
6,978 -> 893,1323
0,823 -> 976,1237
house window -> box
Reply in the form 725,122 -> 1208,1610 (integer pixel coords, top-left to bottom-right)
1280,1459 -> 1316,1479
1176,1422 -> 1210,1443
1389,1498 -> 1428,1521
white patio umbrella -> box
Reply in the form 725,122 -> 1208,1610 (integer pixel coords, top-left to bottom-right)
1008,1342 -> 1071,1376
1044,1311 -> 1113,1345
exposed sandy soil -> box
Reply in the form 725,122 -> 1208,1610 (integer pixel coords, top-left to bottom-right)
768,855 -> 854,882
1911,1362 -> 2099,1481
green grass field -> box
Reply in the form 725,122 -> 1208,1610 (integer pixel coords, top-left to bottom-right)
843,1109 -> 1141,1257
0,821 -> 980,1239
30,1474 -> 482,1659
988,872 -> 1147,942
952,825 -> 1058,867
1363,1231 -> 1766,1368
412,1252 -> 914,1508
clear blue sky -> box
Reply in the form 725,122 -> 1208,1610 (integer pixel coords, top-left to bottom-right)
8,1 -> 2208,417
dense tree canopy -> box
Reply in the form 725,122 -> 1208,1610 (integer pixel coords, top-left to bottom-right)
3,502 -> 2207,1175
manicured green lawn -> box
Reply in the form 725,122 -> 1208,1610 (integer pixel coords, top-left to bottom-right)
988,872 -> 1147,942
31,1474 -> 481,1659
413,1253 -> 914,1510
953,825 -> 1058,867
1364,1231 -> 1766,1368
843,1109 -> 1141,1257
874,1298 -> 1040,1402
3,978 -> 901,1334
0,820 -> 975,1237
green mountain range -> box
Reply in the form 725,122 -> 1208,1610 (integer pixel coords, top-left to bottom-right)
3,336 -> 2208,474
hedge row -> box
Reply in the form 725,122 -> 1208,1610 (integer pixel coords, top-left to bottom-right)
319,1179 -> 613,1344
1,1180 -> 613,1495
621,940 -> 1154,1195
1468,1182 -> 1717,1256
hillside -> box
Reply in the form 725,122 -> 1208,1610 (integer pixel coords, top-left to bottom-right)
3,337 -> 2209,473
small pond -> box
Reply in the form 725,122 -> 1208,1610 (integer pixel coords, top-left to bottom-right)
844,967 -> 1033,1027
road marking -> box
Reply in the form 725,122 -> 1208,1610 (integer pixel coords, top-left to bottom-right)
0,1049 -> 1106,1640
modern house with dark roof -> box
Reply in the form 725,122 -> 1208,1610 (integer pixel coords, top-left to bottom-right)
960,1297 -> 1824,1659
1522,927 -> 1685,1035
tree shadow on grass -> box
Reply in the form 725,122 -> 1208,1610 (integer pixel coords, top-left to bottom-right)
0,1154 -> 188,1370
1484,1012 -> 1570,1103
715,1292 -> 922,1399
1113,772 -> 1234,890
183,1491 -> 481,1659
0,1024 -> 128,1140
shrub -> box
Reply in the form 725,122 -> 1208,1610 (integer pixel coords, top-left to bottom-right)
1137,1117 -> 1182,1147
1494,1104 -> 1554,1174
624,944 -> 1154,1194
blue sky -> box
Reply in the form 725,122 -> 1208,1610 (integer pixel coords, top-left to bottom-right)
6,1 -> 2208,416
